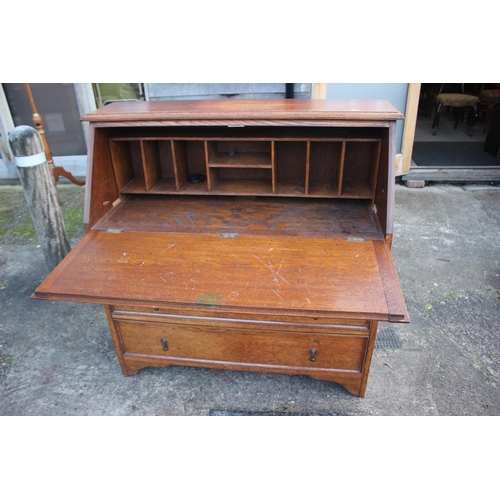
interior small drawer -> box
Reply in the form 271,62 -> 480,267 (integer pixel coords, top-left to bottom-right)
115,320 -> 368,372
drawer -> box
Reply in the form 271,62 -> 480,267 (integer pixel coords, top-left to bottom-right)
111,305 -> 372,333
116,320 -> 368,372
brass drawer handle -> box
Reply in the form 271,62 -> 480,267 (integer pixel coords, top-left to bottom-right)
309,348 -> 317,362
161,338 -> 168,351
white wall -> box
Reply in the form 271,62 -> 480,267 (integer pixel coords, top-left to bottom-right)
326,84 -> 409,153
146,83 -> 311,100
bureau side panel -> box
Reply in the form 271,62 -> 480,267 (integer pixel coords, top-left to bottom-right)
84,125 -> 119,230
374,123 -> 396,239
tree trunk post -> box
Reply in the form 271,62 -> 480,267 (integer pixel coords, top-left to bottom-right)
8,125 -> 71,271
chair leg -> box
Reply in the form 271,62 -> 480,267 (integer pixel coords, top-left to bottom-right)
454,107 -> 460,129
468,103 -> 479,137
483,102 -> 494,134
432,102 -> 443,136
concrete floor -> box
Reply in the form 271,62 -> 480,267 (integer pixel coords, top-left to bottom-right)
1,183 -> 499,416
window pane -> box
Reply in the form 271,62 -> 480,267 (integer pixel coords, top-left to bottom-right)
94,83 -> 145,107
3,83 -> 87,156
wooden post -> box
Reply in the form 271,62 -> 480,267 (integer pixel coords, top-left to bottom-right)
24,83 -> 85,189
8,125 -> 71,271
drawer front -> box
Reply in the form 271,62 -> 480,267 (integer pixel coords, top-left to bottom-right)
116,320 -> 368,372
111,306 -> 371,334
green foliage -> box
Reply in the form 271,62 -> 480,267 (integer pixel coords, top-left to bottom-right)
0,186 -> 85,244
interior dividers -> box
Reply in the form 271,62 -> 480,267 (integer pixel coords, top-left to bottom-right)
271,140 -> 276,193
110,135 -> 382,200
204,141 -> 216,191
141,140 -> 161,190
337,141 -> 346,195
110,139 -> 134,192
172,140 -> 188,191
304,141 -> 311,195
370,141 -> 382,206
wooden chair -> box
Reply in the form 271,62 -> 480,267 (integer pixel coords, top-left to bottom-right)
431,84 -> 479,136
479,84 -> 500,133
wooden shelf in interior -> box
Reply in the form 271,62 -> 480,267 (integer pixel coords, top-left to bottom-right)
121,177 -> 374,199
112,136 -> 381,200
306,140 -> 345,196
147,178 -> 177,193
209,152 -> 272,168
140,180 -> 210,195
121,178 -> 147,193
111,139 -> 162,193
205,140 -> 276,194
209,178 -> 274,196
307,181 -> 339,197
341,181 -> 373,199
274,182 -> 306,196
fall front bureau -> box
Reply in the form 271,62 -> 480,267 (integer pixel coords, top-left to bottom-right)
33,99 -> 409,397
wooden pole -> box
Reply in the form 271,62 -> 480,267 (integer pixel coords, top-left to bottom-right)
8,125 -> 71,271
24,84 -> 85,189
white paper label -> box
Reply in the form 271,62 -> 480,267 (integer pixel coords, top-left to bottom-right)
15,152 -> 47,167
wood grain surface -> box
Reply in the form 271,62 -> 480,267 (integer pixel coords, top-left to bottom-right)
93,195 -> 384,240
81,99 -> 404,123
33,230 -> 407,321
35,99 -> 409,397
117,319 -> 368,372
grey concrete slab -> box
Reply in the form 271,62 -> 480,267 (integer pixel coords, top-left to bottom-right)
0,183 -> 499,415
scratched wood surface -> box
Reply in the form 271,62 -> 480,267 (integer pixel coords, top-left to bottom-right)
32,230 -> 408,320
93,195 -> 384,240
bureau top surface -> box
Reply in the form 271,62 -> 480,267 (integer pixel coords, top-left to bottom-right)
81,99 -> 404,123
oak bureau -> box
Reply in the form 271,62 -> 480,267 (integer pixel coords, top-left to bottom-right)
33,99 -> 409,397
